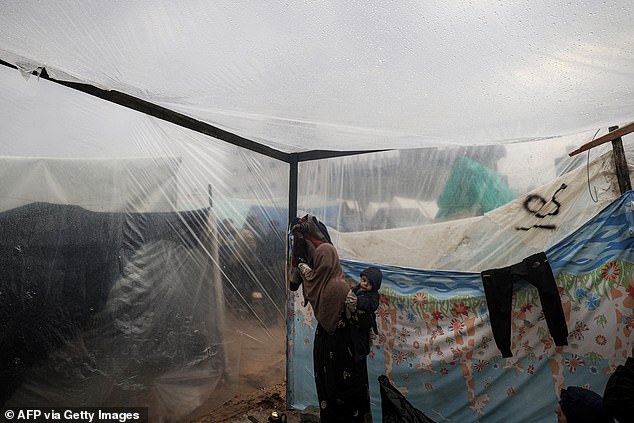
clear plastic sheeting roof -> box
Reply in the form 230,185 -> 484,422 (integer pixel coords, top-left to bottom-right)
1,0 -> 633,151
1,2 -> 634,422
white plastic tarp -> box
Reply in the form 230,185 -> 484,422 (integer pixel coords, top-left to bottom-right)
1,1 -> 633,151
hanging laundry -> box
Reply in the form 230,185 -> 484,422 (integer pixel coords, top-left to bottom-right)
480,252 -> 568,358
288,214 -> 332,291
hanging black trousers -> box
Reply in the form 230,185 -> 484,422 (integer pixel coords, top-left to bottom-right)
480,252 -> 568,358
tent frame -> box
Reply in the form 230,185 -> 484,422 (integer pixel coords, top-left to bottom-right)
4,57 -> 630,214
0,59 -> 387,222
3,57 -> 633,412
569,122 -> 634,195
0,60 -> 387,411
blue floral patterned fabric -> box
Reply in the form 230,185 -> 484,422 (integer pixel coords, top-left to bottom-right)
288,192 -> 634,422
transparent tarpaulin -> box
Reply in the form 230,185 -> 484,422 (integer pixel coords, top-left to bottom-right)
1,1 -> 633,151
0,68 -> 289,422
297,132 -> 615,238
1,53 -> 633,423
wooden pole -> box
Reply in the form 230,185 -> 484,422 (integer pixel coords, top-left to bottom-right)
609,126 -> 632,195
569,121 -> 634,156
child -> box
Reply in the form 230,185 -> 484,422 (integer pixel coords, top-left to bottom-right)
347,266 -> 382,363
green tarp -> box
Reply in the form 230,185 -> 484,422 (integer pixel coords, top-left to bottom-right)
436,157 -> 515,219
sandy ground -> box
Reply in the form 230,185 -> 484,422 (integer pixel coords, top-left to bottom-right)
188,384 -> 319,423
182,312 -> 320,423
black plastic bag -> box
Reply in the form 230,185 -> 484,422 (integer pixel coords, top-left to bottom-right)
378,375 -> 437,423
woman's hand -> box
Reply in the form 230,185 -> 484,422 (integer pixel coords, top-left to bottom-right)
298,262 -> 312,276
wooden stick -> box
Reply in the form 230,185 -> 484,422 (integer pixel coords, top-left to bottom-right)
569,121 -> 634,156
610,125 -> 632,194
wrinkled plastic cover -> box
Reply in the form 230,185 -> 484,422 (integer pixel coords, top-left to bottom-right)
0,66 -> 290,421
0,157 -> 181,213
0,1 -> 633,151
1,35 -> 634,421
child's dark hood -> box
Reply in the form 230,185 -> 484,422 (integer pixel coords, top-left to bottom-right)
361,266 -> 382,291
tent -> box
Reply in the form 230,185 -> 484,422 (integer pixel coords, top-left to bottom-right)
290,151 -> 634,422
1,2 -> 634,422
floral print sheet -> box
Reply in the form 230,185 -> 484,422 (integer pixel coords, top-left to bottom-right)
288,193 -> 634,422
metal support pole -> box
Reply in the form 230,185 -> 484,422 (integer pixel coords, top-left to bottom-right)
288,155 -> 299,224
285,154 -> 298,411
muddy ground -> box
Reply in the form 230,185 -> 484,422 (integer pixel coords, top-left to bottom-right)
188,384 -> 319,423
182,313 -> 320,423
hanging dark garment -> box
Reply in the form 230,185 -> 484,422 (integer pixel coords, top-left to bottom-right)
480,251 -> 568,358
288,214 -> 333,292
378,375 -> 437,423
313,323 -> 371,422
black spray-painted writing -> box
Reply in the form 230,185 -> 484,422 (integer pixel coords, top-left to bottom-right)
516,184 -> 568,231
